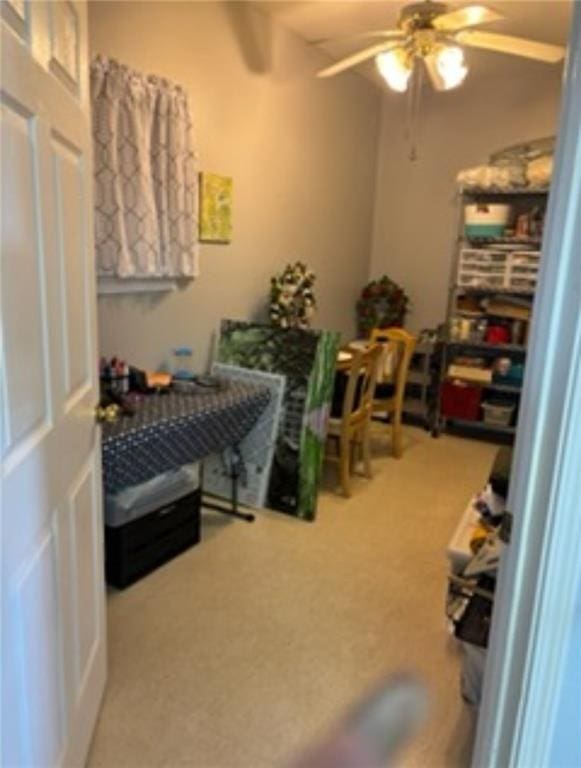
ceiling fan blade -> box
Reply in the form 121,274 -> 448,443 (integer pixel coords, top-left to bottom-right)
433,4 -> 503,31
312,29 -> 404,46
457,30 -> 566,63
423,54 -> 447,91
317,42 -> 401,78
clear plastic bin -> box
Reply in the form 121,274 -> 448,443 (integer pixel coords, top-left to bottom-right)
510,250 -> 541,266
458,249 -> 511,289
482,401 -> 515,427
105,463 -> 200,527
507,277 -> 537,291
458,274 -> 506,288
460,249 -> 507,264
461,264 -> 505,274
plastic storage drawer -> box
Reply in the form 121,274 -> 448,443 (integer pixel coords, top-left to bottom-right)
457,250 -> 508,289
105,488 -> 201,589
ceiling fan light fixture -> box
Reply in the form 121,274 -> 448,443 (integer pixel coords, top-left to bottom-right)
435,45 -> 468,90
376,48 -> 412,92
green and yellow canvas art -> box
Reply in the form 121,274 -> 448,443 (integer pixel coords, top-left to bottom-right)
217,319 -> 340,521
199,172 -> 233,243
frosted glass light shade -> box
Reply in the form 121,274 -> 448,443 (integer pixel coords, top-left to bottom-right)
376,49 -> 412,92
436,45 -> 468,90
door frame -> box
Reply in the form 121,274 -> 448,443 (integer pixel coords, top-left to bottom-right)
473,5 -> 581,766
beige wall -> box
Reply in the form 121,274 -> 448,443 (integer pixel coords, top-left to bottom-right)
370,67 -> 564,333
90,1 -> 381,371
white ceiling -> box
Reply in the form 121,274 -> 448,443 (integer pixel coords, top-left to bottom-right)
257,1 -> 572,86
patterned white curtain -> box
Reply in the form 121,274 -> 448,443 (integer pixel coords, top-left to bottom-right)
91,57 -> 199,279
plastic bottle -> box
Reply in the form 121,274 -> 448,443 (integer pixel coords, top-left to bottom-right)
172,347 -> 194,380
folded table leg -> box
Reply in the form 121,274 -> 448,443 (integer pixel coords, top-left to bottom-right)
201,446 -> 255,523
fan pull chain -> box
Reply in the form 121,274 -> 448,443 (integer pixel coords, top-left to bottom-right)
405,58 -> 423,161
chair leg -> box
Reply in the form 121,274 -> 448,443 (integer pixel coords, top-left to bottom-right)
339,436 -> 352,497
349,440 -> 358,473
392,414 -> 403,459
362,424 -> 373,478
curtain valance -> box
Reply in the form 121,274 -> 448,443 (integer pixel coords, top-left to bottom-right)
91,56 -> 199,279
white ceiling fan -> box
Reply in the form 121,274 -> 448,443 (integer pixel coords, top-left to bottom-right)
316,2 -> 566,92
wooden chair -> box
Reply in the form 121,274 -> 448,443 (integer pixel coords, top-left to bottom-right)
370,327 -> 417,458
327,344 -> 383,497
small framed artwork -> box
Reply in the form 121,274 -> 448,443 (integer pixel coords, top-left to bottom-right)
199,172 -> 233,243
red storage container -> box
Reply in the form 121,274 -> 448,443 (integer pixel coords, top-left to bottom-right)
486,325 -> 511,345
441,381 -> 482,421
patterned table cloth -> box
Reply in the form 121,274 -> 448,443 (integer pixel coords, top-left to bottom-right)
101,382 -> 270,494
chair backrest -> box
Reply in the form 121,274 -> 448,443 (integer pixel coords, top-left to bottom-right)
369,327 -> 417,409
341,344 -> 383,428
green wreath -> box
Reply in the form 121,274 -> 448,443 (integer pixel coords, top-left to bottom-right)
269,262 -> 316,330
356,276 -> 410,336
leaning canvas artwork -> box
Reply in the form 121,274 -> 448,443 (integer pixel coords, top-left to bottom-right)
217,319 -> 339,521
199,172 -> 233,243
204,364 -> 285,509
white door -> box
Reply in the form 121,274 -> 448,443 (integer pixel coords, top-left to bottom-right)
1,1 -> 106,766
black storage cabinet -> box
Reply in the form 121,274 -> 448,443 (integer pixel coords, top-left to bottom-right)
105,488 -> 201,589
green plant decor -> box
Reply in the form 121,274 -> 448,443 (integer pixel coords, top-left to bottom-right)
269,262 -> 316,329
356,276 -> 410,337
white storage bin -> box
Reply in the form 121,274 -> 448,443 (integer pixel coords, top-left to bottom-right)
482,401 -> 515,427
447,497 -> 482,574
464,204 -> 512,238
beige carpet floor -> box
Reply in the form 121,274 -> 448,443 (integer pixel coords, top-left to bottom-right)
88,426 -> 498,768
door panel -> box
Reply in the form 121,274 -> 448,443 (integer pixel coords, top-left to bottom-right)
1,0 -> 29,42
52,135 -> 91,404
1,99 -> 51,454
13,528 -> 65,767
1,3 -> 106,766
49,0 -> 80,91
70,463 -> 100,691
